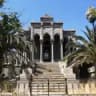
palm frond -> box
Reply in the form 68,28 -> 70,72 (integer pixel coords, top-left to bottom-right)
64,26 -> 96,68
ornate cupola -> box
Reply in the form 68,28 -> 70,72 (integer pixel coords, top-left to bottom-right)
40,14 -> 54,23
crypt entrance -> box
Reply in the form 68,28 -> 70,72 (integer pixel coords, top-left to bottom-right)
43,34 -> 51,62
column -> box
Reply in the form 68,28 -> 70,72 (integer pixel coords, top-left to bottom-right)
60,40 -> 63,60
51,22 -> 54,63
51,41 -> 54,63
31,41 -> 34,62
31,26 -> 34,41
40,40 -> 43,63
40,23 -> 43,63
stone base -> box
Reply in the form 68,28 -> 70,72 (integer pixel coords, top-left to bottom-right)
58,61 -> 76,78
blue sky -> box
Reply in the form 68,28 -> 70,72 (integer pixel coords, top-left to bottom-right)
4,0 -> 96,36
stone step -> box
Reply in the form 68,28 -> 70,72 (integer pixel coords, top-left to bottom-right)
34,76 -> 64,79
32,80 -> 65,83
39,63 -> 60,69
43,72 -> 63,75
33,75 -> 64,79
31,81 -> 66,94
33,62 -> 64,79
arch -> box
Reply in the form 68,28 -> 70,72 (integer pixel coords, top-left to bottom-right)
54,34 -> 60,41
43,34 -> 51,61
43,33 -> 50,41
34,34 -> 40,60
54,34 -> 60,61
34,34 -> 40,39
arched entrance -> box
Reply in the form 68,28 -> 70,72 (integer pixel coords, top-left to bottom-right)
34,34 -> 40,60
43,34 -> 51,61
54,34 -> 60,61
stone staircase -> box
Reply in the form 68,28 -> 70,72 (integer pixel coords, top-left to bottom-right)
16,62 -> 96,96
31,62 -> 66,96
33,62 -> 64,79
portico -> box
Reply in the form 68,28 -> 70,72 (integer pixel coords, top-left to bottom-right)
30,14 -> 75,63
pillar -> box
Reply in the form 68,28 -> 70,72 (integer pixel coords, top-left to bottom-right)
31,41 -> 34,61
40,40 -> 43,63
51,41 -> 54,63
60,40 -> 63,60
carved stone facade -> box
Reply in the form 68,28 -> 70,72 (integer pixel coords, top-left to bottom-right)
30,15 -> 75,63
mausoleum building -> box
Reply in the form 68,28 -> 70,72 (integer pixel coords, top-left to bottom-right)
30,14 -> 75,63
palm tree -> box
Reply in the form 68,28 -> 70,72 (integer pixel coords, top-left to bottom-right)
0,1 -> 34,95
0,0 -> 4,7
64,26 -> 96,79
64,7 -> 96,79
86,6 -> 96,32
0,13 -> 21,78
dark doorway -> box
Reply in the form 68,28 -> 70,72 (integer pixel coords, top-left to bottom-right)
63,37 -> 68,56
43,34 -> 51,61
54,34 -> 60,61
34,34 -> 40,60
